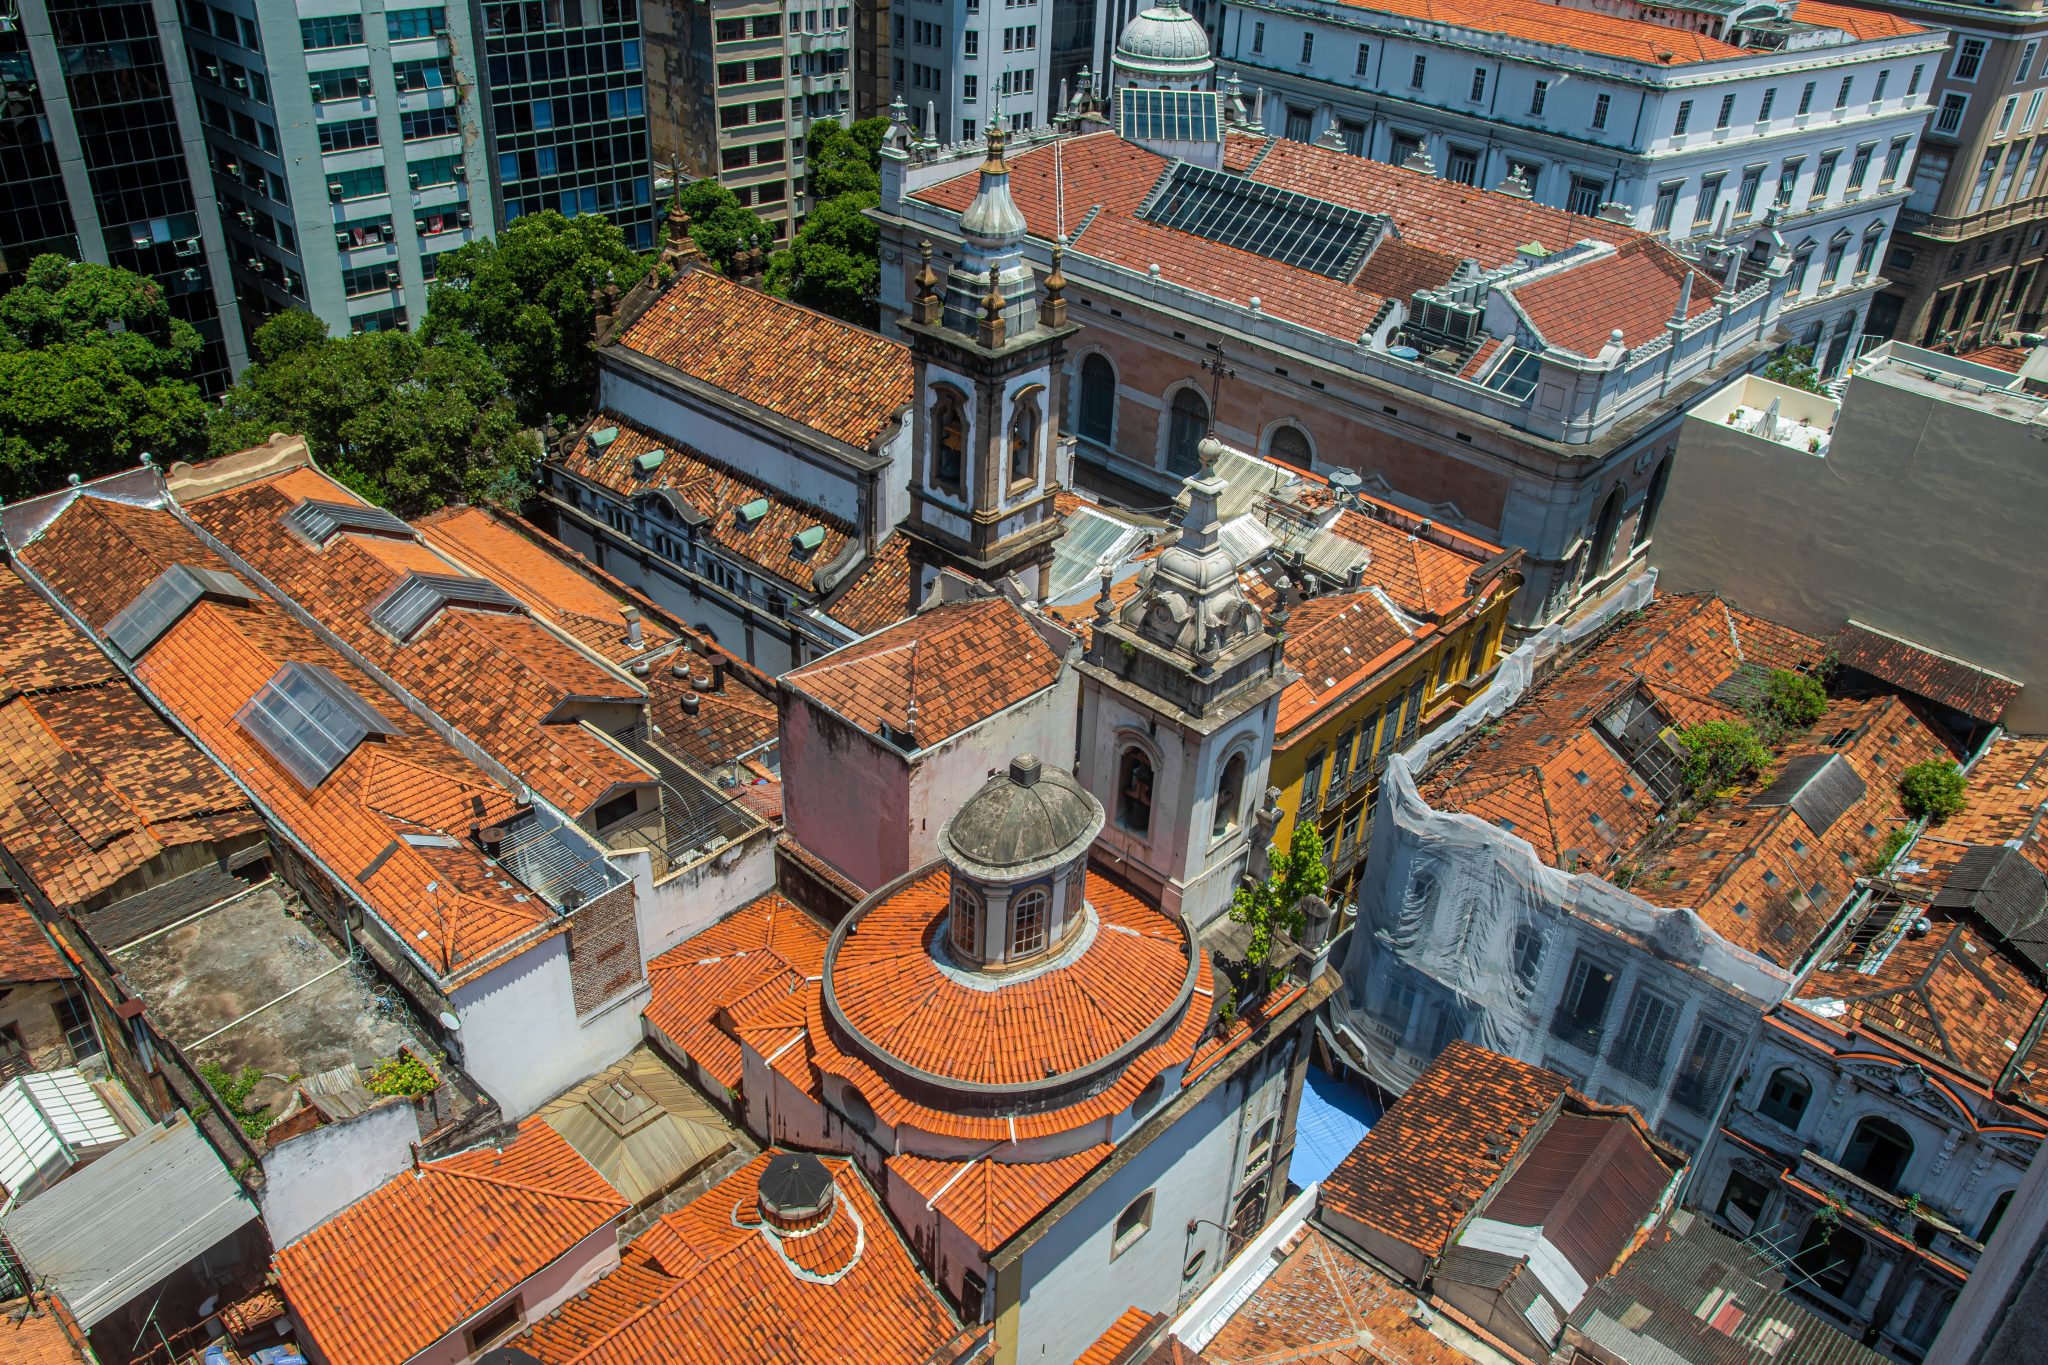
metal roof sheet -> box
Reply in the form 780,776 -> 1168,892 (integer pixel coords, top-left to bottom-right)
1933,844 -> 2048,973
2,1114 -> 257,1327
0,1071 -> 126,1201
1748,752 -> 1867,837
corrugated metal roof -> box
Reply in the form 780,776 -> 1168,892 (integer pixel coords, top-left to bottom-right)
2,1114 -> 256,1327
1933,844 -> 2048,973
1046,506 -> 1146,605
1748,753 -> 1867,837
1478,1113 -> 1675,1286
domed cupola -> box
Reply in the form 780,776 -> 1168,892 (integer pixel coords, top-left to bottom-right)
1111,0 -> 1215,93
938,754 -> 1104,971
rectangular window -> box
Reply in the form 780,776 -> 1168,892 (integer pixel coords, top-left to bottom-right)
1956,37 -> 1986,82
718,61 -> 749,85
309,66 -> 372,101
1284,106 -> 1313,142
1759,86 -> 1776,122
301,15 -> 365,49
1798,81 -> 1815,115
1339,120 -> 1365,156
2026,140 -> 2048,199
387,7 -> 447,40
1883,136 -> 1908,183
1736,164 -> 1764,214
1777,159 -> 1801,206
1673,99 -> 1693,135
1937,92 -> 1969,135
1470,67 -> 1486,102
963,73 -> 977,103
1837,75 -> 1853,109
1592,92 -> 1610,129
1447,145 -> 1479,186
1969,146 -> 2001,211
1856,231 -> 1882,275
1717,93 -> 1735,128
1908,63 -> 1924,96
1251,21 -> 1263,54
1812,149 -> 1840,199
2029,91 -> 2045,129
1695,172 -> 1724,226
1355,42 -> 1370,77
410,154 -> 463,187
717,17 -> 745,41
401,107 -> 458,141
1848,143 -> 1874,190
1874,69 -> 1889,102
2022,41 -> 2041,83
1653,180 -> 1681,230
964,29 -> 978,55
1301,32 -> 1313,63
1567,173 -> 1605,215
330,166 -> 387,200
393,57 -> 453,92
1608,986 -> 1680,1085
319,117 -> 380,154
1671,1019 -> 1740,1114
1411,54 -> 1427,88
342,263 -> 397,298
1301,750 -> 1327,811
1530,79 -> 1548,116
1996,141 -> 2027,203
2002,95 -> 2020,135
1550,954 -> 1616,1051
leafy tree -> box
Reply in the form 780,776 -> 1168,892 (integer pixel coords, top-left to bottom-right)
212,313 -> 537,516
1677,718 -> 1772,797
1230,821 -> 1329,970
422,211 -> 645,426
806,116 -> 888,200
1756,668 -> 1828,731
0,255 -> 210,500
1761,345 -> 1827,394
766,192 -> 881,327
1899,760 -> 1967,823
673,179 -> 773,277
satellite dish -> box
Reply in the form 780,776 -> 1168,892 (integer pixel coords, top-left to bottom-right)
438,1011 -> 462,1031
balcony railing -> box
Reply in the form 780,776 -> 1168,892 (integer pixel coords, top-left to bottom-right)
1789,1150 -> 1982,1275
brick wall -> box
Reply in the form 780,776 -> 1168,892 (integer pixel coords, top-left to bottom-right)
567,881 -> 642,1014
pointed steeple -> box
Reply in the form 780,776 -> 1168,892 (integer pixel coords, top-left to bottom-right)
942,122 -> 1037,338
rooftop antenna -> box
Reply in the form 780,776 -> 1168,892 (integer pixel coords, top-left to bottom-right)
1201,343 -> 1235,437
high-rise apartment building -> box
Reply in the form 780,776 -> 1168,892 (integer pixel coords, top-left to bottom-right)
644,0 -> 852,241
179,0 -> 651,344
4,0 -> 247,388
1857,0 -> 2048,348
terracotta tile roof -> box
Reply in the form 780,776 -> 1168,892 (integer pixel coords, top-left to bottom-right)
1835,621 -> 2020,722
183,467 -> 652,820
1202,1224 -> 1477,1365
644,893 -> 830,1091
614,269 -> 914,451
645,663 -> 779,771
1789,0 -> 1927,40
0,567 -> 259,910
1956,343 -> 2031,373
830,867 -> 1191,1087
888,1143 -> 1114,1254
914,132 -> 1718,360
785,596 -> 1064,749
415,504 -> 678,666
1277,591 -> 1421,738
560,412 -> 855,594
1076,1307 -> 1171,1365
0,900 -> 67,983
1324,510 -> 1498,620
1635,694 -> 1950,966
1335,0 -> 1747,63
823,530 -> 916,637
20,496 -> 555,984
276,1118 -> 629,1365
1800,916 -> 2048,1110
1322,1040 -> 1568,1259
1896,736 -> 2048,899
514,1150 -> 963,1365
0,1295 -> 91,1365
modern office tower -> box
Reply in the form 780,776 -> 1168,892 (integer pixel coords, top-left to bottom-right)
1853,0 -> 2048,347
4,0 -> 246,388
180,0 -> 651,345
644,0 -> 851,242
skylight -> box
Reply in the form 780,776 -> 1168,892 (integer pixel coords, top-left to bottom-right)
237,662 -> 397,788
1118,87 -> 1220,145
1138,162 -> 1381,280
285,498 -> 413,545
369,571 -> 523,640
104,563 -> 257,659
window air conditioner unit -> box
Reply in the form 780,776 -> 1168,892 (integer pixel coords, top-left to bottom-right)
451,163 -> 467,179
245,256 -> 263,271
379,222 -> 394,240
231,75 -> 247,91
408,172 -> 421,189
311,83 -> 326,100
175,238 -> 200,257
336,230 -> 353,248
385,269 -> 399,285
181,267 -> 200,283
202,64 -> 218,79
131,234 -> 153,249
328,181 -> 345,200
415,217 -> 430,232
457,209 -> 471,226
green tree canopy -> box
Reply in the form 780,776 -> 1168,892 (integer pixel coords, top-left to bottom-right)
766,191 -> 880,327
1761,346 -> 1827,394
0,255 -> 210,501
422,210 -> 645,426
673,179 -> 774,277
1898,760 -> 1967,823
806,117 -> 888,200
211,312 -> 537,516
1229,821 -> 1329,969
1676,718 -> 1772,797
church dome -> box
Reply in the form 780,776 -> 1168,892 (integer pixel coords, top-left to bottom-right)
1113,0 -> 1214,85
941,755 -> 1103,876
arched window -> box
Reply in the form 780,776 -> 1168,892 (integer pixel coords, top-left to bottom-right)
1165,387 -> 1208,476
1589,485 -> 1624,576
1213,752 -> 1247,838
1008,391 -> 1040,483
1243,1117 -> 1278,1182
950,879 -> 983,957
1794,1218 -> 1865,1300
1982,1189 -> 2015,1243
1759,1068 -> 1811,1130
1010,886 -> 1049,956
1117,748 -> 1154,835
1841,1115 -> 1915,1193
1632,455 -> 1673,550
932,392 -> 966,494
1112,1189 -> 1154,1258
1078,353 -> 1115,444
1268,423 -> 1313,470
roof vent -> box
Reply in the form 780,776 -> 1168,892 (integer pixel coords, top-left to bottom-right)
735,497 -> 770,528
791,524 -> 826,556
634,450 -> 665,475
1010,753 -> 1042,787
590,426 -> 620,449
757,1152 -> 834,1233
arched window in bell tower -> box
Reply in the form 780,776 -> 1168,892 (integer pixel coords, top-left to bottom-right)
1118,748 -> 1155,835
1213,751 -> 1247,838
1009,390 -> 1041,484
950,879 -> 983,956
932,390 -> 967,495
1011,885 -> 1050,956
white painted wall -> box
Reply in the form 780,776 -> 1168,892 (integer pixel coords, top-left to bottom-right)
261,1099 -> 422,1246
615,825 -> 780,964
450,938 -> 647,1117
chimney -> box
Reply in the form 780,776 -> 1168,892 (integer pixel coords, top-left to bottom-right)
710,658 -> 727,690
1346,564 -> 1365,591
622,606 -> 643,647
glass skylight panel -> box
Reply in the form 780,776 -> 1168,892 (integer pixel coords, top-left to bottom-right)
104,564 -> 256,659
1481,349 -> 1543,401
285,498 -> 414,545
369,571 -> 522,640
237,662 -> 396,788
1119,88 -> 1219,144
1139,163 -> 1379,280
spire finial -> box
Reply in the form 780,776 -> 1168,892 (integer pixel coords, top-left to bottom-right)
1039,244 -> 1068,329
979,264 -> 1007,348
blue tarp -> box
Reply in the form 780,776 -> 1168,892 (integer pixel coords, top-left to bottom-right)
1292,1067 -> 1380,1188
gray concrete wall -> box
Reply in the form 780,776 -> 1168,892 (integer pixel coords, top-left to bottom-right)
1654,370 -> 2048,732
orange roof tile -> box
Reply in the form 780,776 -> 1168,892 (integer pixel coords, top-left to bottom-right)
1076,1307 -> 1170,1365
1789,0 -> 1927,40
1336,0 -> 1746,63
645,663 -> 779,771
888,1144 -> 1114,1254
785,597 -> 1064,749
0,1295 -> 91,1365
645,893 -> 830,1091
1277,591 -> 1422,739
1835,621 -> 2019,722
0,900 -> 67,984
823,530 -> 915,637
1897,736 -> 2048,899
276,1118 -> 629,1365
20,496 -> 554,984
615,270 -> 913,451
183,468 -> 652,820
1322,1040 -> 1567,1259
560,412 -> 856,593
0,570 -> 260,911
1508,236 -> 1717,355
415,504 -> 679,666
513,1151 -> 963,1365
